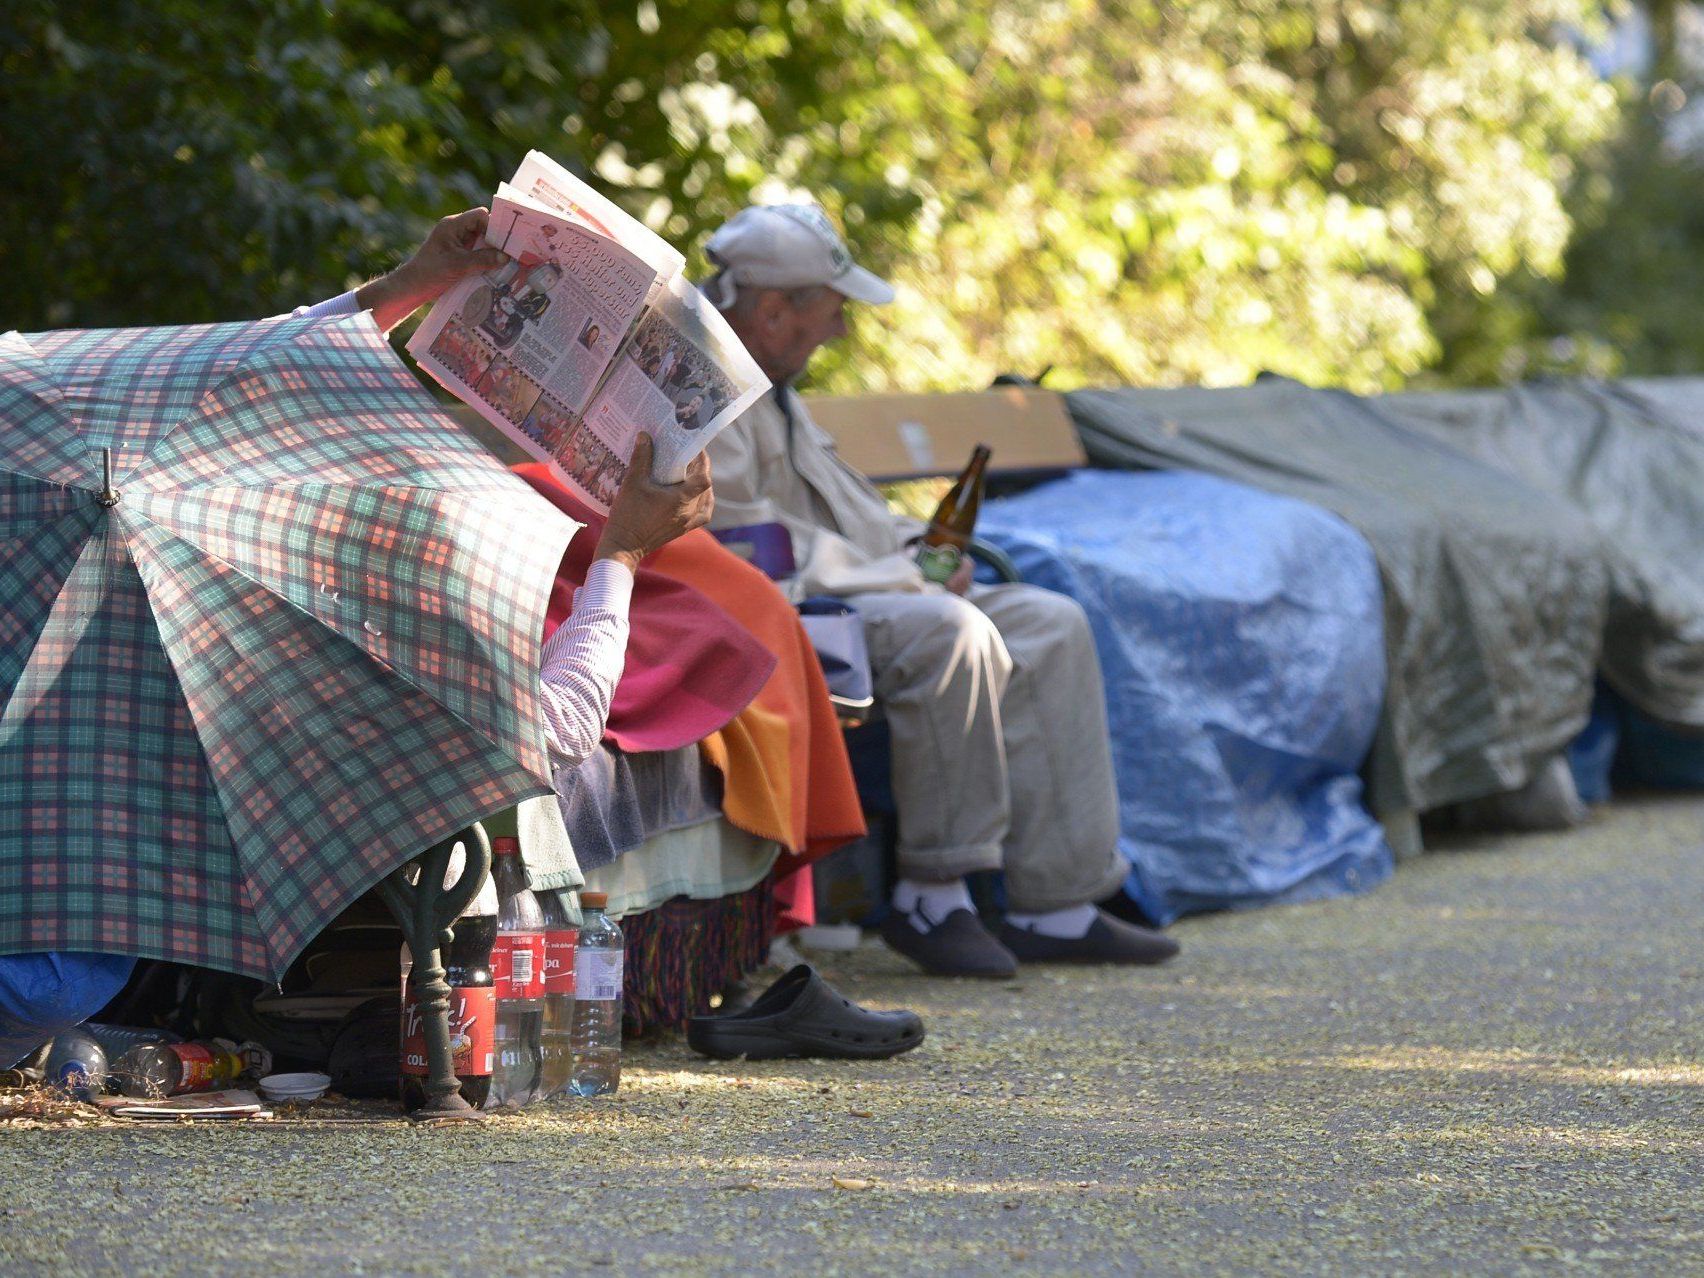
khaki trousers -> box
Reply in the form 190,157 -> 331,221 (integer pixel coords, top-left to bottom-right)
854,582 -> 1126,913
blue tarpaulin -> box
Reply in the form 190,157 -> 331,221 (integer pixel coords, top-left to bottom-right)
0,951 -> 135,1068
979,470 -> 1393,924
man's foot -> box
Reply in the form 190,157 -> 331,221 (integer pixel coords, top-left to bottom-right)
997,907 -> 1180,965
880,908 -> 1018,979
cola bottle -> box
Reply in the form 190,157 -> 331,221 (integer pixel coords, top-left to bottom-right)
114,1038 -> 270,1098
400,851 -> 498,1113
915,444 -> 992,584
536,888 -> 578,1100
487,836 -> 545,1108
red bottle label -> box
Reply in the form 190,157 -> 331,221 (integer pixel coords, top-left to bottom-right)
166,1042 -> 220,1093
542,928 -> 578,994
401,984 -> 496,1078
491,932 -> 546,999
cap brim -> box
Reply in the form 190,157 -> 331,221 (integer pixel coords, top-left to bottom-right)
833,264 -> 895,305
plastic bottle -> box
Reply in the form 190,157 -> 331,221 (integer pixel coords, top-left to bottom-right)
44,1030 -> 107,1100
487,836 -> 545,1108
400,846 -> 498,1113
82,1024 -> 182,1059
536,889 -> 578,1100
114,1038 -> 270,1098
568,891 -> 624,1097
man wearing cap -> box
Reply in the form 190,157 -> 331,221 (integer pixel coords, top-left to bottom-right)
701,203 -> 1179,978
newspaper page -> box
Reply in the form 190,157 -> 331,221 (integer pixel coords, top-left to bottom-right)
508,150 -> 685,291
406,186 -> 656,462
406,154 -> 767,513
576,274 -> 769,491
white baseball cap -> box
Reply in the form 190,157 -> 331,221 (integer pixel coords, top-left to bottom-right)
704,203 -> 894,307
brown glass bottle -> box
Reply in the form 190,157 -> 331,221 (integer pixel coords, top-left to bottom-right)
915,444 -> 992,584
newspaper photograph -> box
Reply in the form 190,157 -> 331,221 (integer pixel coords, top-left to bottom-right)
579,274 -> 769,483
406,154 -> 767,514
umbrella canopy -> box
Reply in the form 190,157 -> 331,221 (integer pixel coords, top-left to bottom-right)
0,312 -> 580,980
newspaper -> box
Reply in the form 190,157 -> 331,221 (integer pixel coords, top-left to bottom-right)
408,153 -> 768,512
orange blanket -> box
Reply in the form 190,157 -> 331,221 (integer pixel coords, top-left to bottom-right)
513,466 -> 866,927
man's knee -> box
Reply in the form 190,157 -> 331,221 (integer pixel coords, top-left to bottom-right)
874,593 -> 1010,682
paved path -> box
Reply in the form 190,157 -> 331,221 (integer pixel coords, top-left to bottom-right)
5,795 -> 1703,1275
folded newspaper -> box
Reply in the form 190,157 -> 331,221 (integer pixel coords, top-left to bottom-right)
408,152 -> 769,512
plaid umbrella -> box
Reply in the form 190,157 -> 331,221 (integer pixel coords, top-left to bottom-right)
0,312 -> 579,980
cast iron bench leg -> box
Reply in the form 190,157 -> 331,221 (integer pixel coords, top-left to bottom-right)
376,822 -> 492,1119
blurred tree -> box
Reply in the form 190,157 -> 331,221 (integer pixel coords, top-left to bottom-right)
1,0 -> 1622,395
1461,0 -> 1704,383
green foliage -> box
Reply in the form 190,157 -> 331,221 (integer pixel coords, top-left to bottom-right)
0,0 -> 1633,394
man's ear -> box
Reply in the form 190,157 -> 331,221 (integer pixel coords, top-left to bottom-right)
754,288 -> 790,332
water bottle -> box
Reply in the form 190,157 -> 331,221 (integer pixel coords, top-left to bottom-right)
568,891 -> 624,1097
83,1024 -> 182,1059
536,889 -> 578,1100
487,836 -> 545,1108
44,1030 -> 107,1100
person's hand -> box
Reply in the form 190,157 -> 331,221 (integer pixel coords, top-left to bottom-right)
357,208 -> 510,332
595,434 -> 714,573
944,555 -> 975,596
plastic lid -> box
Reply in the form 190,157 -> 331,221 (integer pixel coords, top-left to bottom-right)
490,836 -> 521,856
579,891 -> 608,909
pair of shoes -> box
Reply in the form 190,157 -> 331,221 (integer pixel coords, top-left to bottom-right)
687,965 -> 925,1060
996,908 -> 1180,965
880,907 -> 1018,979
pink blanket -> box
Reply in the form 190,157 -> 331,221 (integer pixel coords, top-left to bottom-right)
516,464 -> 775,753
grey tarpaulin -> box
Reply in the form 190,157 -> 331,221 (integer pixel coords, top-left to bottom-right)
1068,376 -> 1610,818
1382,379 -> 1704,729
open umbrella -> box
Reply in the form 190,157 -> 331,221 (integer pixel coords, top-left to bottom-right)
0,312 -> 579,981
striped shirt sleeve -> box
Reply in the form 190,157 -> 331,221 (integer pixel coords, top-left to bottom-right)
536,557 -> 634,767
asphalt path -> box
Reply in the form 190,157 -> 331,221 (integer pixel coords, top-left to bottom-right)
4,794 -> 1702,1275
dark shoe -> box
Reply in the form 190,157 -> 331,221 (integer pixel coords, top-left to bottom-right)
880,907 -> 1018,979
687,965 -> 924,1060
997,908 -> 1180,965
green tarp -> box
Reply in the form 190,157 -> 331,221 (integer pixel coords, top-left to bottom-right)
1383,379 -> 1704,730
1068,377 -> 1610,818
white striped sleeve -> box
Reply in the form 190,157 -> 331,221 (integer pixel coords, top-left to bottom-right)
536,558 -> 634,767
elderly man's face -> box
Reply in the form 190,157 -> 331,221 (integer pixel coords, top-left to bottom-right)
735,286 -> 848,385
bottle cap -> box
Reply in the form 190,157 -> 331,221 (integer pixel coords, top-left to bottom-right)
579,891 -> 608,909
491,836 -> 521,857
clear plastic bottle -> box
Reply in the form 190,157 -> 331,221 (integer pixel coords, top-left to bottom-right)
82,1024 -> 182,1059
536,889 -> 578,1100
44,1030 -> 107,1100
487,836 -> 545,1108
568,891 -> 624,1097
113,1038 -> 270,1098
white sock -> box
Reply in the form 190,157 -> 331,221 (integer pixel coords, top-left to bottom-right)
892,877 -> 975,932
1005,903 -> 1097,939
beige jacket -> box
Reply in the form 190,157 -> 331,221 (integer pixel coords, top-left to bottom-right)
707,386 -> 931,602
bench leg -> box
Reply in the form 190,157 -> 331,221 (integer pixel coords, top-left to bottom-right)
376,823 -> 492,1119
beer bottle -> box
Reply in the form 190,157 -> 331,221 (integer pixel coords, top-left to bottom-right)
915,444 -> 992,585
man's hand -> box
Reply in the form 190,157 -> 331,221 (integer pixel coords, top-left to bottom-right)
595,434 -> 714,573
356,208 -> 510,332
944,555 -> 975,596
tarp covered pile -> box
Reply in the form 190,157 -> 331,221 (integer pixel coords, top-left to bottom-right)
979,470 -> 1393,925
1068,377 -> 1614,820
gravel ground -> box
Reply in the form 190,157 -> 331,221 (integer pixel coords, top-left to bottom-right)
4,794 -> 1702,1276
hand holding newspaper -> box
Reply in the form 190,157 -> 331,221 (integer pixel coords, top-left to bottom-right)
408,153 -> 769,512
